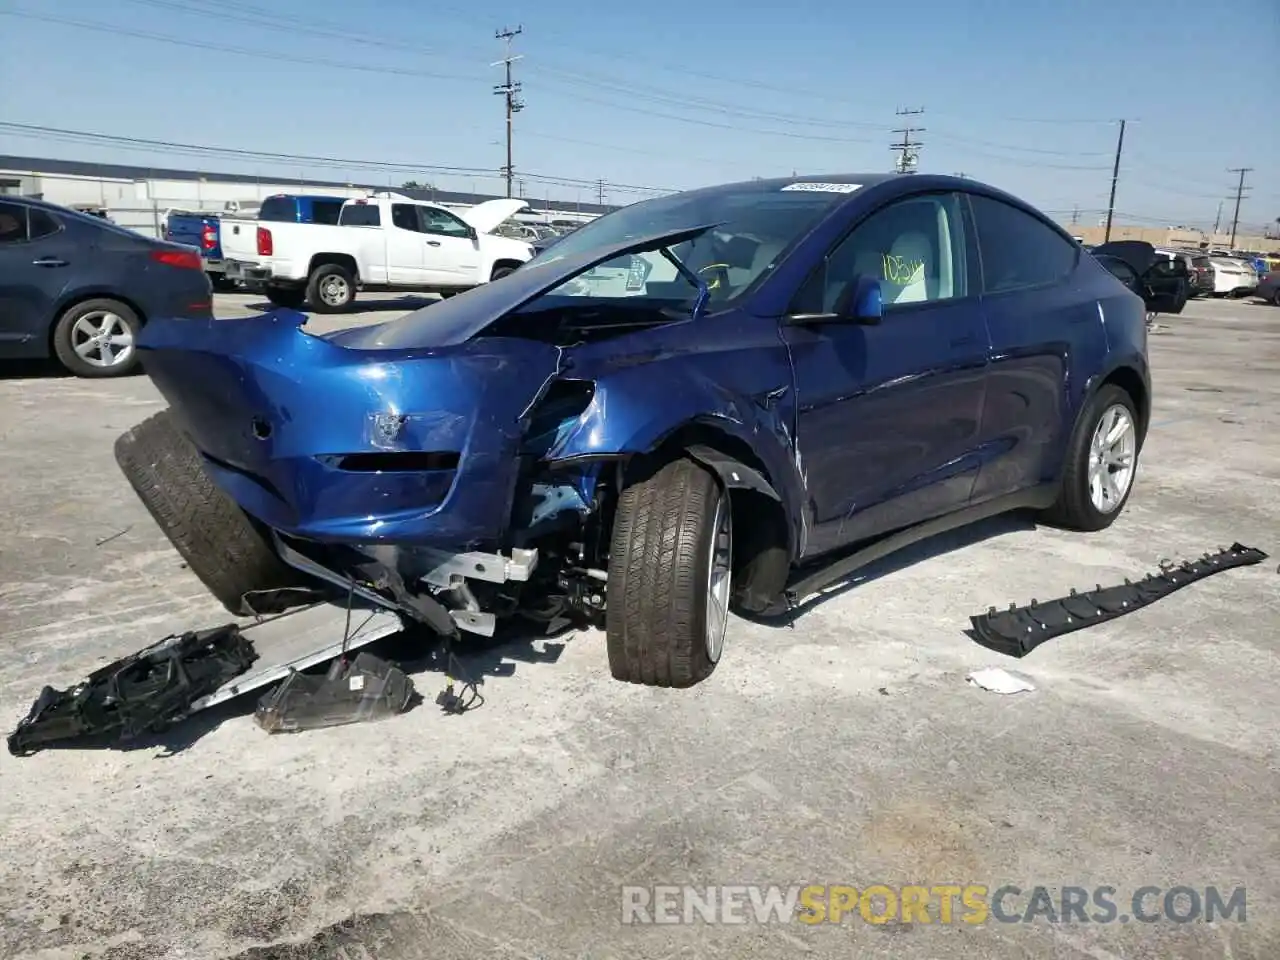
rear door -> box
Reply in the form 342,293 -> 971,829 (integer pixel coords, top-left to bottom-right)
0,202 -> 74,357
965,191 -> 1101,503
784,190 -> 991,557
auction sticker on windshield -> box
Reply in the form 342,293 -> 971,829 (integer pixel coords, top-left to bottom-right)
780,182 -> 862,193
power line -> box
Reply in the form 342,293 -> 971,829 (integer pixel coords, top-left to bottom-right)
890,108 -> 925,174
0,121 -> 674,196
1103,119 -> 1127,243
1227,167 -> 1253,248
492,26 -> 525,198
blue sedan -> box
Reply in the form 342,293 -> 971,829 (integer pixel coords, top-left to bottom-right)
114,173 -> 1177,687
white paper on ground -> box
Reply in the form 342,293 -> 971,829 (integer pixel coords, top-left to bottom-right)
966,667 -> 1036,695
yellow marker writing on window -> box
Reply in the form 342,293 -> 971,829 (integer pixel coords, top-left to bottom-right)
882,253 -> 925,286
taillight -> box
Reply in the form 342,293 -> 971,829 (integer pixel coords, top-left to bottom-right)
200,224 -> 216,250
257,226 -> 273,256
151,249 -> 203,270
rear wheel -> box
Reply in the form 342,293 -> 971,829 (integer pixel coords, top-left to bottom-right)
1041,384 -> 1140,532
605,458 -> 732,688
52,298 -> 142,378
306,263 -> 356,313
114,410 -> 315,616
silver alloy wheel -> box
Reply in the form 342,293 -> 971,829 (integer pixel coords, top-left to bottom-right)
1088,403 -> 1137,514
71,310 -> 134,368
704,491 -> 733,663
319,274 -> 350,306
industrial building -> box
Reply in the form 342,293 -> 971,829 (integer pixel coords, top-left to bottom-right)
0,155 -> 616,238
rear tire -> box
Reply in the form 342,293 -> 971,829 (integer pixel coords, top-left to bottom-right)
114,410 -> 315,616
306,263 -> 356,313
1041,384 -> 1141,532
605,458 -> 732,688
52,298 -> 142,378
264,285 -> 306,310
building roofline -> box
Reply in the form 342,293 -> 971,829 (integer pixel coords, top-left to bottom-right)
0,154 -> 620,215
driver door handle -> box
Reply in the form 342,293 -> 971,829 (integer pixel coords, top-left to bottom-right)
33,257 -> 69,267
426,240 -> 441,247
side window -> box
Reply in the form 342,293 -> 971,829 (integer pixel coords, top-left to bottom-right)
312,201 -> 343,225
339,203 -> 381,227
792,192 -> 969,314
418,207 -> 473,238
0,201 -> 29,243
28,208 -> 60,240
968,194 -> 1078,294
391,204 -> 422,232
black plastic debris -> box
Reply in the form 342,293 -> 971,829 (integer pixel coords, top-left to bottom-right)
7,625 -> 257,756
253,652 -> 415,733
969,542 -> 1269,658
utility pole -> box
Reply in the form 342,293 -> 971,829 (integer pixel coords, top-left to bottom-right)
890,107 -> 925,174
596,179 -> 606,206
1071,205 -> 1080,226
1103,119 -> 1126,243
492,25 -> 525,198
1227,167 -> 1253,249
1212,199 -> 1224,236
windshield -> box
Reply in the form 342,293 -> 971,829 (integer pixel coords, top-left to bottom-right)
525,183 -> 850,308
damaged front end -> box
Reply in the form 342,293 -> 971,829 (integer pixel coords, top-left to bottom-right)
133,228 -> 716,639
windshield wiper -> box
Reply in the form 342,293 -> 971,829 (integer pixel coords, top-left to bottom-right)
658,246 -> 710,321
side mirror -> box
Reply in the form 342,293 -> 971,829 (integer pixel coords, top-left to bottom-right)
837,275 -> 884,324
785,275 -> 883,327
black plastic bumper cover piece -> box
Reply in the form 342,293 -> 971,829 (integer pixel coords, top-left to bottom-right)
253,651 -> 415,733
969,542 -> 1269,658
7,625 -> 257,756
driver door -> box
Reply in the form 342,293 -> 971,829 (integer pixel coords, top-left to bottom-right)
417,206 -> 482,284
782,191 -> 991,559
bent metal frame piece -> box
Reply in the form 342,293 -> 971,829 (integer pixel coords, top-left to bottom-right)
969,542 -> 1269,658
185,601 -> 405,715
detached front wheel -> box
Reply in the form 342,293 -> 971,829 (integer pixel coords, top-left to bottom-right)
606,458 -> 733,688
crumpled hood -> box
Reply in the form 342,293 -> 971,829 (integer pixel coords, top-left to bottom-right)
136,310 -> 563,548
329,222 -> 717,351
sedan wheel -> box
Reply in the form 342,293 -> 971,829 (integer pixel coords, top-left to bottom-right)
52,298 -> 143,378
1087,403 -> 1137,514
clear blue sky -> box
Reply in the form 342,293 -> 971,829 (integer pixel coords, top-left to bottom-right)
1,0 -> 1276,231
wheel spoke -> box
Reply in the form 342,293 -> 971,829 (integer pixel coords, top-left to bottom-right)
73,317 -> 99,340
73,339 -> 97,359
99,342 -> 115,365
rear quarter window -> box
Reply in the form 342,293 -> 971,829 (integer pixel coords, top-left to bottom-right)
340,204 -> 381,227
968,193 -> 1079,294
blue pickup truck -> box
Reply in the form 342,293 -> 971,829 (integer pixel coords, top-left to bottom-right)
164,210 -> 235,290
257,194 -> 345,226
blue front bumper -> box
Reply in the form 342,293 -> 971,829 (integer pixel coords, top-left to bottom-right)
137,311 -> 562,550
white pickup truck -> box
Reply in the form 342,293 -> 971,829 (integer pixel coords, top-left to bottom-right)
220,193 -> 535,312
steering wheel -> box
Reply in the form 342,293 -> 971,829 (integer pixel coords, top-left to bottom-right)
697,262 -> 732,292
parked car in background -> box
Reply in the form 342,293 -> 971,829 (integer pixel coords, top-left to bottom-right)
257,194 -> 346,226
117,172 -> 1174,689
0,196 -> 212,377
1090,241 -> 1191,321
219,193 -> 534,311
1205,257 -> 1259,297
1255,270 -> 1280,305
164,209 -> 236,291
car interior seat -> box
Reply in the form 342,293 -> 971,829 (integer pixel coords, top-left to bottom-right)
882,231 -> 933,304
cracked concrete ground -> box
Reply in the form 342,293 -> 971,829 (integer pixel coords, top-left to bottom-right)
0,294 -> 1277,960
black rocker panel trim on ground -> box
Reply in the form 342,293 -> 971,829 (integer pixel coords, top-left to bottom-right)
968,543 -> 1269,658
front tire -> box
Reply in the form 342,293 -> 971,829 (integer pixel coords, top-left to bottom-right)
52,298 -> 142,378
1041,384 -> 1141,532
114,410 -> 314,616
605,458 -> 732,688
306,263 -> 356,313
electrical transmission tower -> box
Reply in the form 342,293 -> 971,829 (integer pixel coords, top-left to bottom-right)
890,107 -> 925,174
493,26 -> 525,198
1227,167 -> 1253,249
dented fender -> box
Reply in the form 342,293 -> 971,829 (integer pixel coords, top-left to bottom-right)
540,360 -> 806,559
